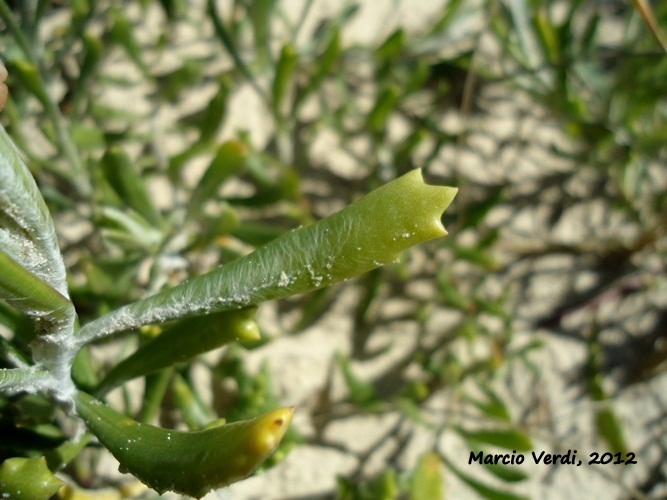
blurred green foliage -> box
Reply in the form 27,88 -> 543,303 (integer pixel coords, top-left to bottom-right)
1,0 -> 666,497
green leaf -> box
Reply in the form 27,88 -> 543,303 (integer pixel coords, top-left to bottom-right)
11,393 -> 57,427
0,456 -> 63,499
75,391 -> 294,497
185,77 -> 231,142
595,407 -> 627,455
6,59 -> 50,107
110,8 -> 149,76
97,206 -> 162,251
336,353 -> 378,409
436,271 -> 470,310
188,140 -> 249,218
376,29 -> 406,64
366,86 -> 400,135
249,0 -> 277,66
0,418 -> 66,453
337,469 -> 398,500
483,462 -> 529,483
207,0 -> 267,104
71,123 -> 105,150
194,203 -> 240,248
0,366 -> 50,393
231,220 -> 288,247
460,187 -> 505,229
170,371 -> 215,430
409,452 -> 443,500
442,455 -> 528,500
502,0 -> 542,70
100,146 -> 163,227
137,369 -> 173,425
451,244 -> 500,270
77,169 -> 457,344
456,427 -> 532,452
80,32 -> 104,83
0,250 -> 72,326
0,123 -> 71,301
586,332 -> 628,454
214,354 -> 282,423
0,330 -> 31,368
394,128 -> 426,170
532,6 -> 560,65
158,0 -> 187,20
44,432 -> 91,472
466,384 -> 512,423
71,0 -> 90,22
95,308 -> 260,396
154,60 -> 204,103
297,26 -> 340,106
393,398 -> 432,430
272,43 -> 297,116
426,0 -> 465,38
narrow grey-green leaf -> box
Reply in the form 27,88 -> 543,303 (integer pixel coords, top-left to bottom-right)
0,366 -> 50,394
0,123 -> 70,299
77,169 -> 457,345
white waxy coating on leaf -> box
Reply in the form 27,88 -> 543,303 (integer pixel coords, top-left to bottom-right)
76,169 -> 456,345
0,124 -> 77,401
0,125 -> 69,298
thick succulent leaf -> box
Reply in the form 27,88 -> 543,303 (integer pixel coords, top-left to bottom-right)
0,123 -> 70,299
0,127 -> 77,399
75,391 -> 294,498
0,456 -> 64,499
77,169 -> 457,344
95,308 -> 260,396
0,249 -> 72,325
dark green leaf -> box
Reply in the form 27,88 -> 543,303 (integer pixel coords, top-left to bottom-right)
0,456 -> 63,499
95,308 -> 260,396
76,391 -> 294,497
